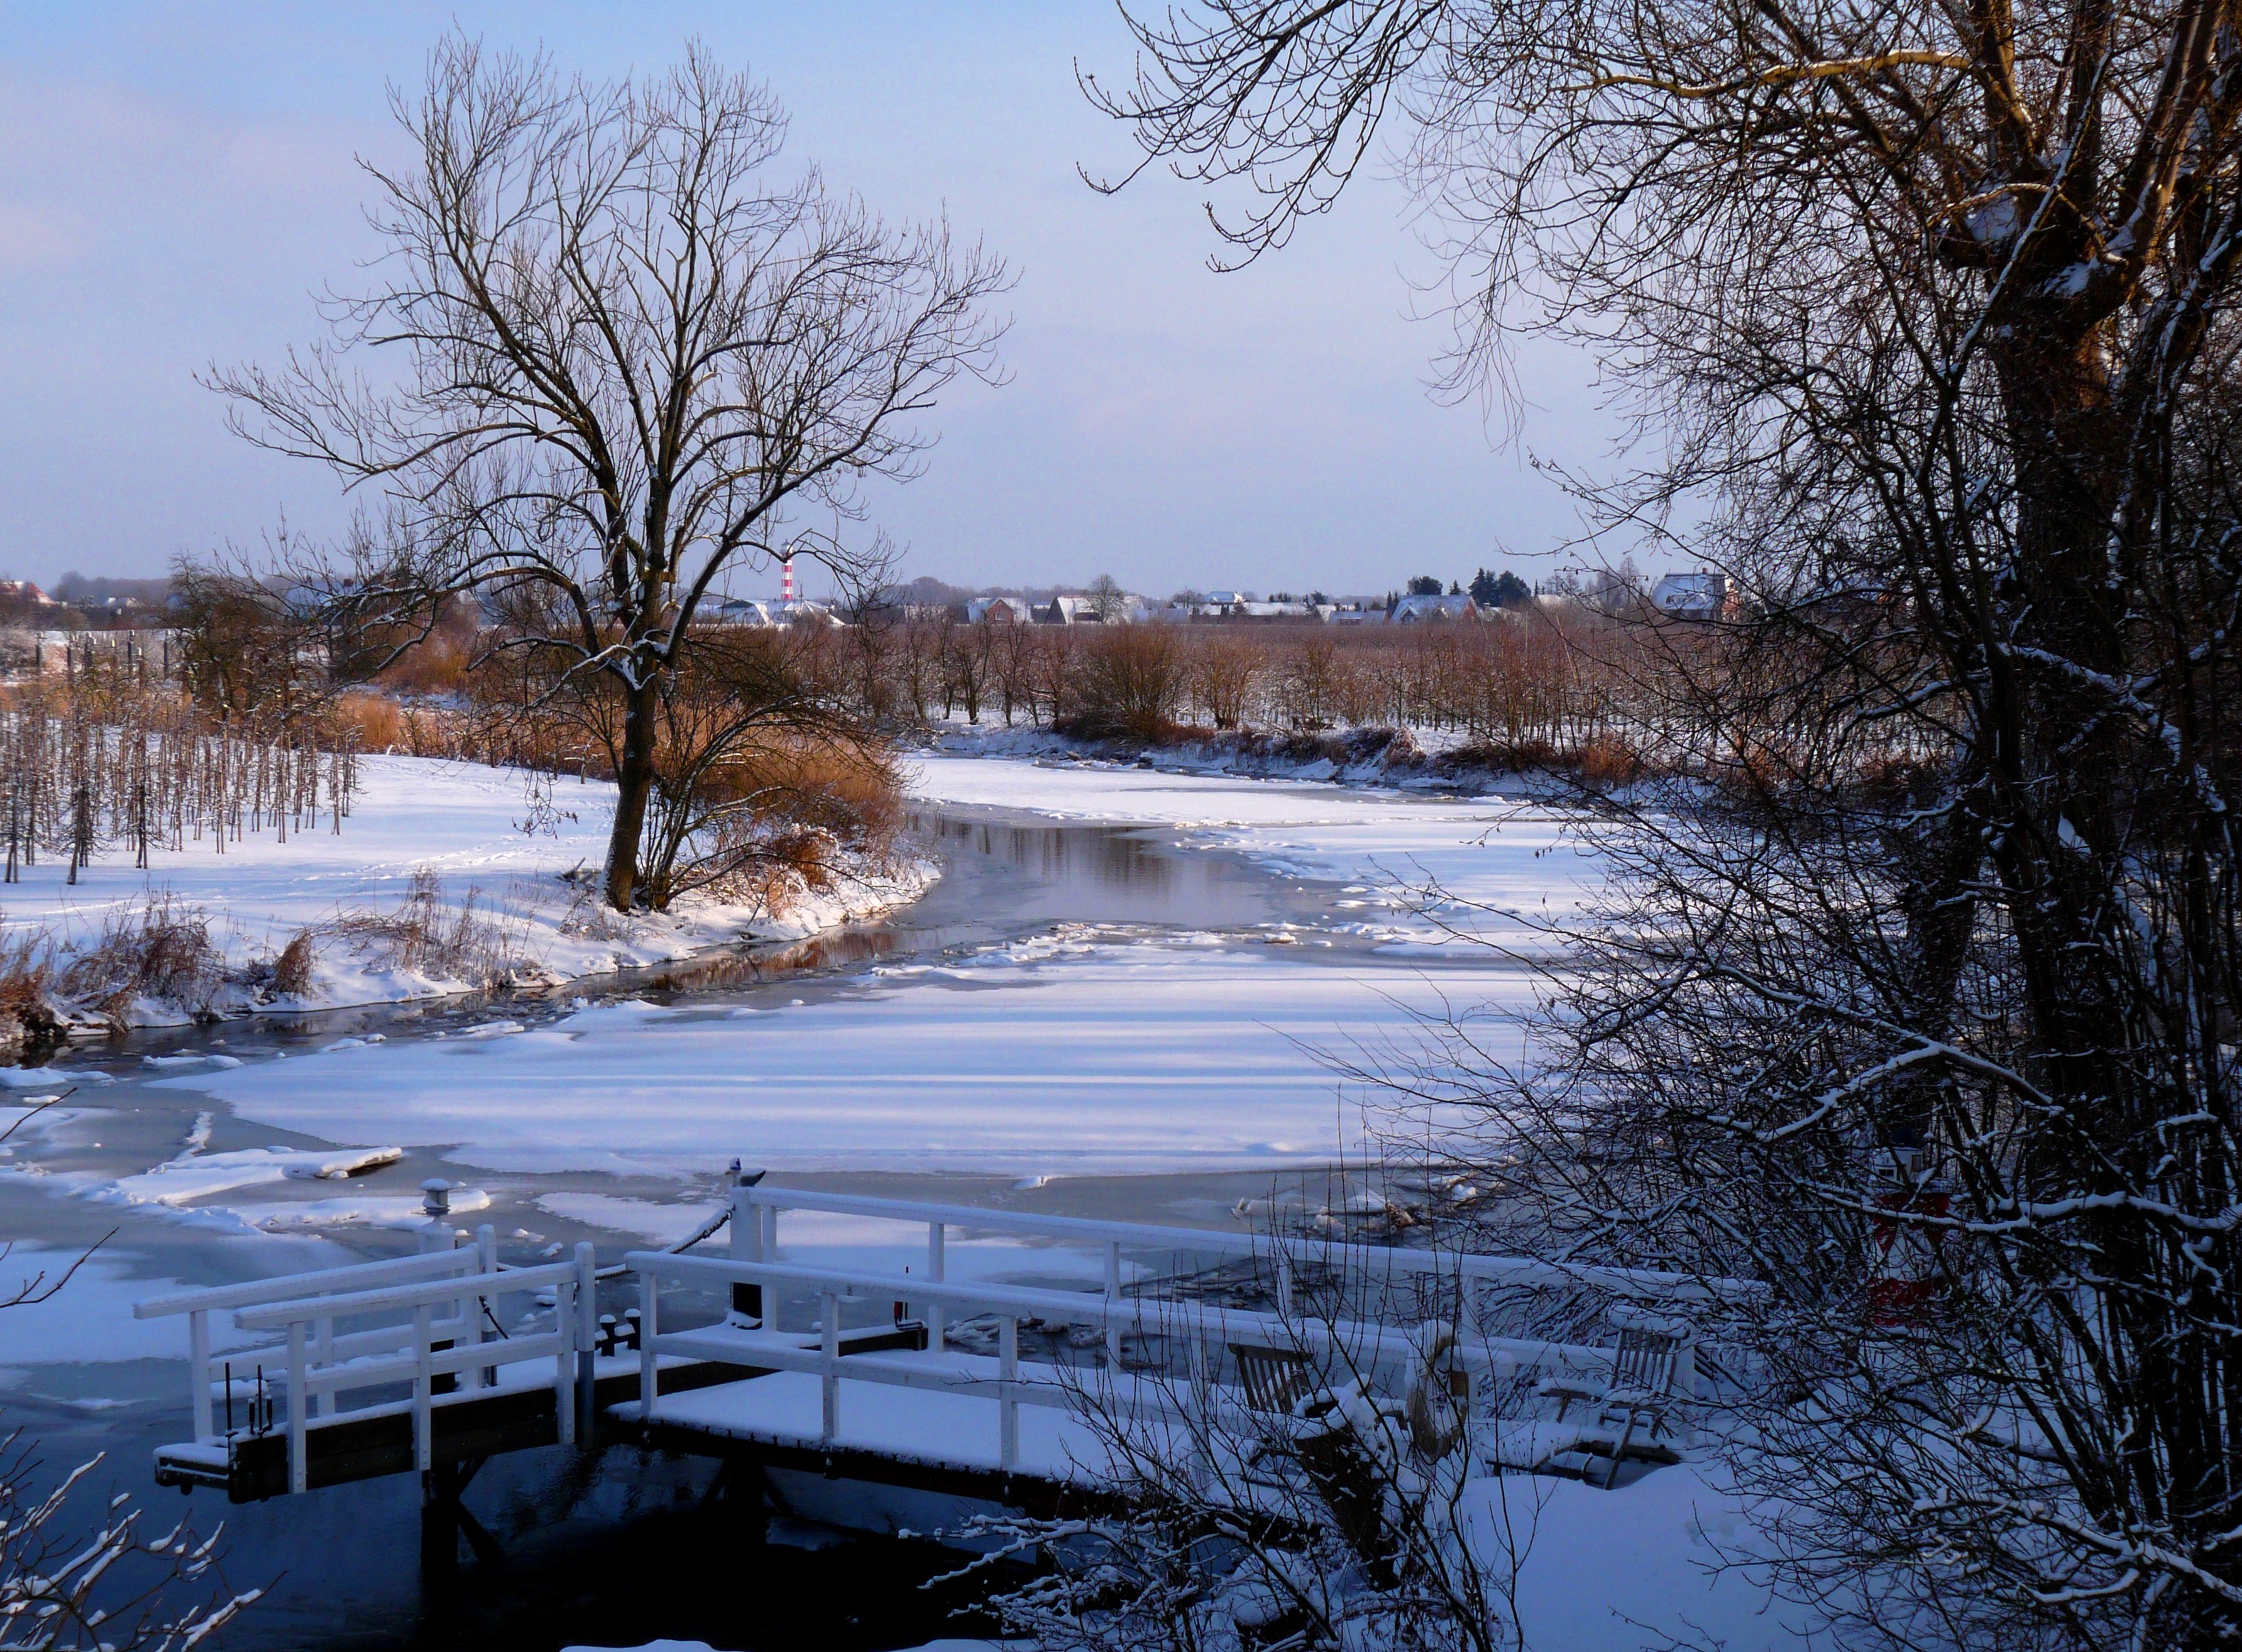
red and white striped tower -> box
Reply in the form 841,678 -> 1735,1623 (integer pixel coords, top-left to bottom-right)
780,556 -> 796,605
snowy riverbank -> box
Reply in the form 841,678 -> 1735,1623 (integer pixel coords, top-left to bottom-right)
138,752 -> 1593,1174
0,753 -> 933,1028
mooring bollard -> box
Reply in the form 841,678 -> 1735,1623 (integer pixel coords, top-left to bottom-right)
417,1179 -> 454,1254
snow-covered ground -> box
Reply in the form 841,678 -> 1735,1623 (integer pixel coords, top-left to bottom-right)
0,754 -> 929,1020
1,751 -> 1811,1652
138,753 -> 1576,1176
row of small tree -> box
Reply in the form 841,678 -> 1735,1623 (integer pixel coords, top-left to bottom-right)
0,685 -> 362,883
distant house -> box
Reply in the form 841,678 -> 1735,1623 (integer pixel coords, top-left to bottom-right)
966,596 -> 1033,623
705,597 -> 774,626
1650,571 -> 1729,620
1040,594 -> 1136,624
1329,606 -> 1388,625
1211,600 -> 1326,622
0,581 -> 58,608
1392,594 -> 1479,623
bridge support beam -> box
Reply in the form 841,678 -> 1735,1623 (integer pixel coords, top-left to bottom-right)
419,1457 -> 502,1574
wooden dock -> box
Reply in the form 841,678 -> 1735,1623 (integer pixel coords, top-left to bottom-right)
138,1175 -> 1754,1562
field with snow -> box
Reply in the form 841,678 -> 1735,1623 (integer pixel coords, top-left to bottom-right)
0,753 -> 928,1020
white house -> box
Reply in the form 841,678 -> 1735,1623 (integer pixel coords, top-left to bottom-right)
1650,571 -> 1728,620
1392,594 -> 1479,623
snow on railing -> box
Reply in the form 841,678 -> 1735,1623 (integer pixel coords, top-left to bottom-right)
725,1181 -> 1761,1360
136,1226 -> 597,1495
135,1245 -> 486,1445
627,1248 -> 1648,1475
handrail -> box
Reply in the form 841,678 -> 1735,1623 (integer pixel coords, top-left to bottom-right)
138,1228 -> 597,1497
233,1258 -> 581,1330
628,1248 -> 1624,1474
630,1249 -> 1609,1372
734,1184 -> 1765,1304
133,1248 -> 479,1319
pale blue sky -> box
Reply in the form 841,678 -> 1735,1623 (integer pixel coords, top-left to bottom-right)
0,3 -> 1620,598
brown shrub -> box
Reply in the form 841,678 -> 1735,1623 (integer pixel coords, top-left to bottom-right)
57,895 -> 223,1020
1578,734 -> 1643,785
695,733 -> 903,848
0,929 -> 53,1013
269,929 -> 317,998
334,692 -> 406,752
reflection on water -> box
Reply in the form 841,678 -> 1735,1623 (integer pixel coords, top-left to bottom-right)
896,809 -> 1273,930
613,810 -> 1275,997
915,810 -> 1186,892
629,924 -> 908,993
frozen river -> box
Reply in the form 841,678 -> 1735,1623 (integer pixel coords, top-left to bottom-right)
0,750 -> 1591,1650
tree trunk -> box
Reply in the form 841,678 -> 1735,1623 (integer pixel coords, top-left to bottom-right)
603,679 -> 660,911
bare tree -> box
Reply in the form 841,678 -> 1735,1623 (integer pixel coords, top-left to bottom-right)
1094,1 -> 2242,1646
1087,571 -> 1128,623
214,35 -> 1008,908
1070,624 -> 1191,738
1190,630 -> 1267,731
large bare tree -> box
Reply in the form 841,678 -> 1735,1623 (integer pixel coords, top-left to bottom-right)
1093,3 -> 2242,1646
214,36 -> 1007,908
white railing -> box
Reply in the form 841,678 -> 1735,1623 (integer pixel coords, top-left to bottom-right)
628,1249 -> 1642,1475
135,1244 -> 489,1445
137,1226 -> 598,1496
725,1184 -> 1764,1342
136,1181 -> 1717,1499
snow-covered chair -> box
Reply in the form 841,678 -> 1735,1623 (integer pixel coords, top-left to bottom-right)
1533,1318 -> 1689,1488
1230,1343 -> 1329,1418
1227,1343 -> 1338,1493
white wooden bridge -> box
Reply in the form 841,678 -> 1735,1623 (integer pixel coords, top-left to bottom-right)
138,1170 -> 1760,1561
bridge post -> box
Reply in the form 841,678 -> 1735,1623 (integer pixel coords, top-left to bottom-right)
574,1242 -> 597,1445
413,1303 -> 435,1473
820,1294 -> 840,1444
999,1314 -> 1019,1472
762,1203 -> 781,1330
926,1222 -> 946,1351
728,1162 -> 766,1327
286,1321 -> 307,1494
471,1225 -> 497,1388
637,1269 -> 659,1427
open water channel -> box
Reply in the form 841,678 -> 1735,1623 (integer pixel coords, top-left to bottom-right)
0,797 -> 1515,1650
